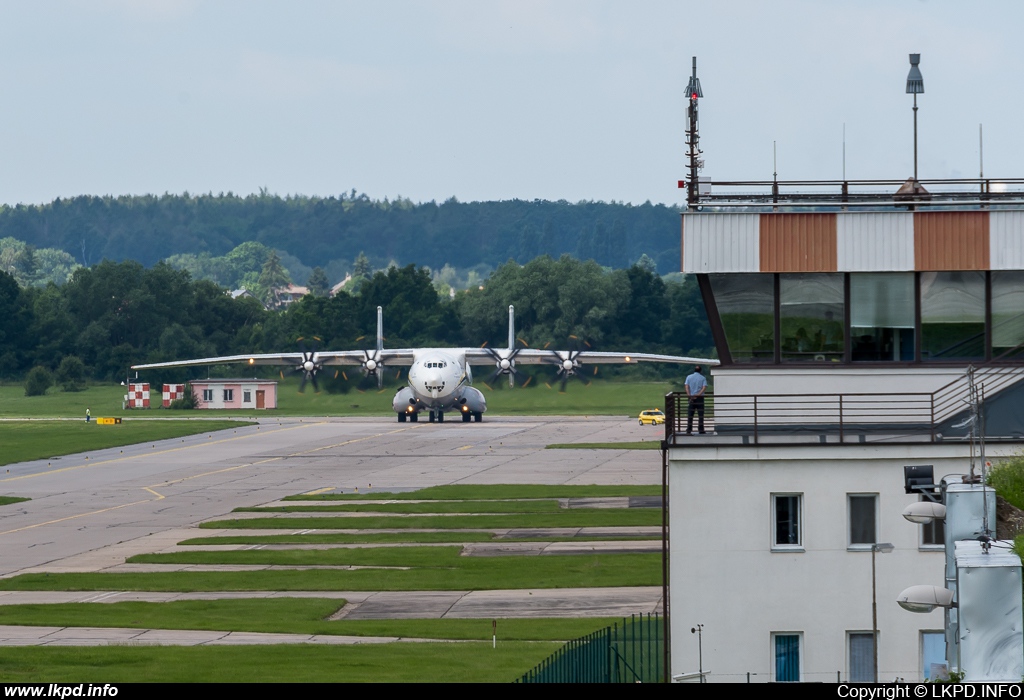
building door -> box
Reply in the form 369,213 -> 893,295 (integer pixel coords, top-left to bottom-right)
256,390 -> 265,409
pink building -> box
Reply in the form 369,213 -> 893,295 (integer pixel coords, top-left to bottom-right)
189,380 -> 277,410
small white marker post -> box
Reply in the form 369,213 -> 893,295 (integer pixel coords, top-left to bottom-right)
492,619 -> 496,649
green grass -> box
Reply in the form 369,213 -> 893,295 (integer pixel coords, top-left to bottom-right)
201,509 -> 660,530
237,499 -> 567,514
0,378 -> 675,418
181,531 -> 501,545
0,599 -> 618,641
0,643 -> 561,683
546,441 -> 662,450
180,532 -> 653,545
989,453 -> 1024,510
0,420 -> 254,466
0,496 -> 30,506
0,552 -> 661,591
285,483 -> 662,500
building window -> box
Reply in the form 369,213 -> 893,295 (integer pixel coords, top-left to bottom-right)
772,494 -> 802,550
202,389 -> 213,402
920,271 -> 985,361
848,632 -> 875,682
780,273 -> 844,362
920,496 -> 945,548
709,273 -> 775,363
991,271 -> 1024,359
773,633 -> 801,682
922,631 -> 946,681
849,494 -> 878,548
243,391 -> 251,403
223,389 -> 234,401
850,272 -> 915,361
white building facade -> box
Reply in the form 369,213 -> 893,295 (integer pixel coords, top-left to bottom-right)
667,203 -> 1024,682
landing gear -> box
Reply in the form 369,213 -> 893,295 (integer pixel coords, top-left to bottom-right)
398,412 -> 407,423
428,410 -> 445,423
473,412 -> 482,422
462,411 -> 471,422
428,411 -> 435,423
410,412 -> 418,422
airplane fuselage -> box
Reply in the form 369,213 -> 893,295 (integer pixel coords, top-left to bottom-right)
392,349 -> 487,422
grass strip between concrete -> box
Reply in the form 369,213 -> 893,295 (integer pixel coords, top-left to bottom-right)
0,643 -> 563,683
0,552 -> 661,591
284,483 -> 662,500
201,510 -> 661,530
0,599 -> 620,641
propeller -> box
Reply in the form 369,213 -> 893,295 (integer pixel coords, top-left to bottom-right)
295,337 -> 323,393
359,347 -> 385,389
545,335 -> 592,392
484,345 -> 524,388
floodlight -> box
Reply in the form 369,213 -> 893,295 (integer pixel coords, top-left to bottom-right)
897,585 -> 954,613
906,54 -> 924,94
902,501 -> 946,524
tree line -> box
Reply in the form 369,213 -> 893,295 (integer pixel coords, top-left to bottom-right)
0,192 -> 684,278
0,255 -> 713,388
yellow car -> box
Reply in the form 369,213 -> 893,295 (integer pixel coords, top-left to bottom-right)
638,409 -> 666,426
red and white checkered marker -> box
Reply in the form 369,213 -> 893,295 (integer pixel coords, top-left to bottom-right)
127,383 -> 150,409
162,383 -> 184,408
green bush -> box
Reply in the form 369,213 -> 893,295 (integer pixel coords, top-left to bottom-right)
988,453 -> 1024,510
55,356 -> 86,392
24,366 -> 53,397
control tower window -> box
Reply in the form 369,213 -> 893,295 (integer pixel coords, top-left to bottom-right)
920,271 -> 985,361
850,273 -> 915,362
780,273 -> 844,363
992,271 -> 1024,359
709,273 -> 775,363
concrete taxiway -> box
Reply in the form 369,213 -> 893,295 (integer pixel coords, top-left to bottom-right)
0,416 -> 665,644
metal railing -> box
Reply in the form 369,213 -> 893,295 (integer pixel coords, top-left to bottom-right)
690,177 -> 1024,209
517,613 -> 664,683
665,364 -> 1024,444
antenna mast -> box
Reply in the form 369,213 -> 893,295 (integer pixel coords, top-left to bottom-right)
685,57 -> 703,210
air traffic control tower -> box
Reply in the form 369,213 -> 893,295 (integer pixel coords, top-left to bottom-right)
665,179 -> 1024,682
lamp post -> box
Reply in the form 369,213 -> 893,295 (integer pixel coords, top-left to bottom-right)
691,624 -> 704,682
872,542 -> 895,682
906,54 -> 924,182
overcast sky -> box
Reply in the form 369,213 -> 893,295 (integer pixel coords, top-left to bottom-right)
0,0 -> 1020,206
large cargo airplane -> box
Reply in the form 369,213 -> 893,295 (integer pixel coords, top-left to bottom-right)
131,305 -> 717,423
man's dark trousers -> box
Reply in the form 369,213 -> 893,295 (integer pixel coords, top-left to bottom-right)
687,397 -> 705,434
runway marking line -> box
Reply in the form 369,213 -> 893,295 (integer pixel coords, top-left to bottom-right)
0,498 -> 153,536
0,424 -> 419,538
0,422 -> 314,484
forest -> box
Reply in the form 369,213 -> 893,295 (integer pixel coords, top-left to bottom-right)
0,255 -> 713,388
0,193 -> 683,281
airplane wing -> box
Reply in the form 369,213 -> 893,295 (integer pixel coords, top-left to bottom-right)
130,349 -> 419,371
461,348 -> 719,366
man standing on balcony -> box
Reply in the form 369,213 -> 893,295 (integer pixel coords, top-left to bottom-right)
685,365 -> 707,435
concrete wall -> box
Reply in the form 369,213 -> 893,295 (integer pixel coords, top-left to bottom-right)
667,442 -> 1022,682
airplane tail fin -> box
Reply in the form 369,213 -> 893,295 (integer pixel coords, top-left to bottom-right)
376,306 -> 384,355
507,305 -> 515,353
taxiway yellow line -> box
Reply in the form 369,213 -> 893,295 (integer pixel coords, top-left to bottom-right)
0,424 -> 421,538
0,422 -> 317,484
0,499 -> 153,536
